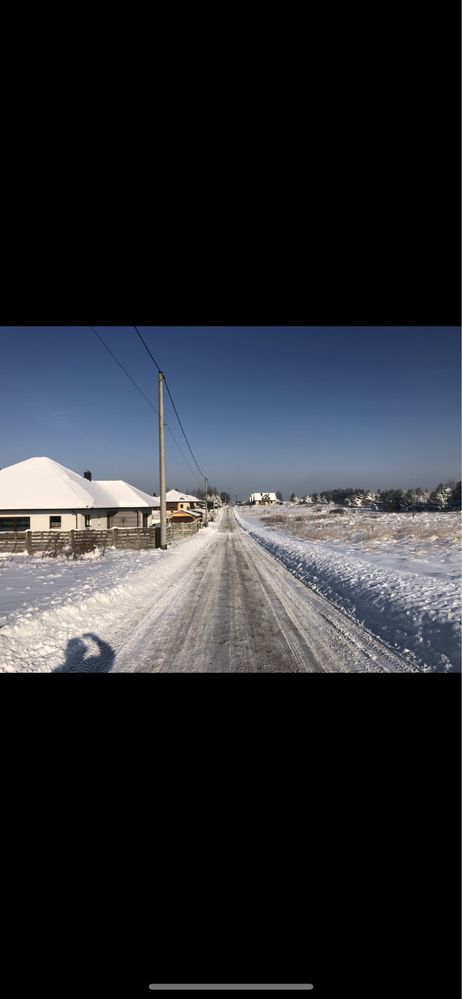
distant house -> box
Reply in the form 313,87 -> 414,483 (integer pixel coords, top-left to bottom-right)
0,457 -> 160,532
164,489 -> 200,512
249,492 -> 278,506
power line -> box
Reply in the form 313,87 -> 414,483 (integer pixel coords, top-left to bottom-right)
89,327 -> 199,484
133,327 -> 208,481
164,377 -> 207,480
90,327 -> 157,413
133,325 -> 162,373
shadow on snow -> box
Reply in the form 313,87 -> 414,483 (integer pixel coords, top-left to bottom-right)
54,633 -> 115,673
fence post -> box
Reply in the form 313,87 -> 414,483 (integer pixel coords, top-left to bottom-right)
25,530 -> 32,555
70,529 -> 75,556
113,528 -> 118,548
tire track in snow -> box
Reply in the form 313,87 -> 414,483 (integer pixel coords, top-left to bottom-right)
234,514 -> 416,672
114,508 -> 416,672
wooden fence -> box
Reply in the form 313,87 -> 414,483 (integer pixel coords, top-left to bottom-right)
171,522 -> 201,537
159,525 -> 174,546
0,531 -> 28,553
0,525 -> 174,556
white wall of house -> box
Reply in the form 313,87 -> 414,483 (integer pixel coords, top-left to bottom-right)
86,512 -> 108,530
0,509 -> 158,531
0,512 -> 81,531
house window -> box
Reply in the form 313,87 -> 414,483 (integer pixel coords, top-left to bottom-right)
50,516 -> 62,529
85,515 -> 91,528
0,517 -> 30,532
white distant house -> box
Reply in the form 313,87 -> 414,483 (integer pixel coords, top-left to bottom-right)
0,457 -> 161,532
249,492 -> 278,506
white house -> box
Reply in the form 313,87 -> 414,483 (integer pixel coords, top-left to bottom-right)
249,492 -> 278,506
0,457 -> 161,532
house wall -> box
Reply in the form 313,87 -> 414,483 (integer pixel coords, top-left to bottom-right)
0,509 -> 157,531
109,510 -> 139,529
0,511 -> 82,531
85,511 -> 107,530
97,510 -> 157,529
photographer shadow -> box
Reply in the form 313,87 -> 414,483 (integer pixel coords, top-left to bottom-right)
54,633 -> 115,673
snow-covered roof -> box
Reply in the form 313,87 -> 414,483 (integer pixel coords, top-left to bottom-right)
166,489 -> 199,502
0,458 -> 158,510
249,492 -> 278,502
89,480 -> 158,509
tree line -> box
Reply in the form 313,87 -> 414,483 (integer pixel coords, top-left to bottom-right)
287,481 -> 461,511
193,486 -> 231,505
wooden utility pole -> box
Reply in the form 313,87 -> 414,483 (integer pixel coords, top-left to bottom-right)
204,477 -> 209,527
158,372 -> 167,549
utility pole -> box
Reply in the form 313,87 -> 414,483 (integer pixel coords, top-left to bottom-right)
158,371 -> 167,549
204,476 -> 208,527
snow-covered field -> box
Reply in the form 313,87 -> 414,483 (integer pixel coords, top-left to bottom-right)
235,505 -> 461,672
0,525 -> 221,672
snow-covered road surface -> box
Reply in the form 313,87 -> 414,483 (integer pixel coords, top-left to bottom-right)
113,508 -> 414,672
1,508 -> 424,672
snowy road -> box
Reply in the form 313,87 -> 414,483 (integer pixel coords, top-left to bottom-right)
112,508 -> 413,672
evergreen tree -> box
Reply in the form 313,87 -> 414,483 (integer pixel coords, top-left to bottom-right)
429,484 -> 451,510
449,481 -> 461,509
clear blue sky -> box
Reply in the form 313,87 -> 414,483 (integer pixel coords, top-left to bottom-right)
1,327 -> 460,499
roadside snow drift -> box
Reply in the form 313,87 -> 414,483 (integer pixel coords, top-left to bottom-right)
234,508 -> 461,672
0,524 -> 221,672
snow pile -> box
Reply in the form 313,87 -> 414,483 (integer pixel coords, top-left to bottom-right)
0,522 -> 221,672
234,508 -> 461,672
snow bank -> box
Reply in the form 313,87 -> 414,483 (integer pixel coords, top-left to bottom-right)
0,522 -> 221,672
234,509 -> 461,672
